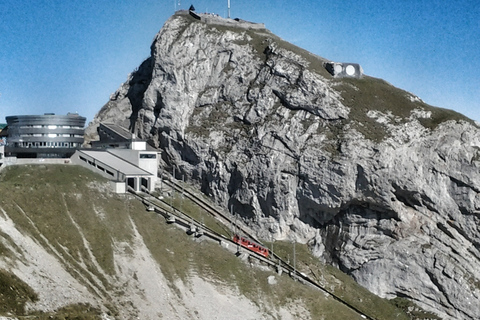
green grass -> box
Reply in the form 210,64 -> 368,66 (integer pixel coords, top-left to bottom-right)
130,209 -> 367,319
0,165 -> 138,297
0,265 -> 101,319
0,165 -> 414,319
392,297 -> 442,320
0,269 -> 38,315
329,76 -> 476,142
153,180 -> 413,319
29,304 -> 103,320
266,240 -> 410,320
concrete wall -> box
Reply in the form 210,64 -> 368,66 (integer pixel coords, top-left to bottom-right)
108,149 -> 159,184
2,157 -> 71,165
71,151 -> 123,181
71,150 -> 156,193
131,140 -> 146,150
138,154 -> 158,176
110,181 -> 126,194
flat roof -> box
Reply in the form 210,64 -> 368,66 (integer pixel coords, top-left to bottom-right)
79,150 -> 152,176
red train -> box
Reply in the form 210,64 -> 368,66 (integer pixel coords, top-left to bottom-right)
233,234 -> 269,258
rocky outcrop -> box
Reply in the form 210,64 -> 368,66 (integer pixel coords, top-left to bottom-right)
88,11 -> 480,319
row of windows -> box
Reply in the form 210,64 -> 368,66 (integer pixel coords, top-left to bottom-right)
99,128 -> 119,141
12,141 -> 79,148
18,125 -> 84,130
79,156 -> 115,177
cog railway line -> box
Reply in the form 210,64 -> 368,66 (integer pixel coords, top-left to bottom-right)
128,175 -> 373,320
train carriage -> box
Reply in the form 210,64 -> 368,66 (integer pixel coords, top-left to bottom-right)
233,234 -> 269,258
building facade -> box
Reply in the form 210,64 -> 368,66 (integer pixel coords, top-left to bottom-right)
5,113 -> 86,158
324,62 -> 363,78
71,122 -> 159,193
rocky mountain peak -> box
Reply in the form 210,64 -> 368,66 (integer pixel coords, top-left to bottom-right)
87,11 -> 480,319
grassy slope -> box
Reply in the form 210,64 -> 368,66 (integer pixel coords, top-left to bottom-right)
0,164 -> 420,319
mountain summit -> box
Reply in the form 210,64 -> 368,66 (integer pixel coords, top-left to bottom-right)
87,11 -> 480,319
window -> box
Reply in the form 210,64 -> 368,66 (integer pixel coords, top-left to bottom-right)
140,153 -> 156,159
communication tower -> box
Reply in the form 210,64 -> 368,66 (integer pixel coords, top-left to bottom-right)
228,0 -> 230,18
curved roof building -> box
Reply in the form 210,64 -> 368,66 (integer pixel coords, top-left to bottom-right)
5,113 -> 86,158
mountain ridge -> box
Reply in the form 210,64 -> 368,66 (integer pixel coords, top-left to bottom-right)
85,11 -> 480,319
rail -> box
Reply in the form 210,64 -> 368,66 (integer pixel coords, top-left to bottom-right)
130,179 -> 374,320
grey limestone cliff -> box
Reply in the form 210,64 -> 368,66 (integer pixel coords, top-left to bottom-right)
86,11 -> 480,319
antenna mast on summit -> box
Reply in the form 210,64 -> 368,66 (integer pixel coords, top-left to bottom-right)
227,0 -> 230,18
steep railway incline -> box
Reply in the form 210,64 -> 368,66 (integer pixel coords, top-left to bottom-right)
129,175 -> 373,320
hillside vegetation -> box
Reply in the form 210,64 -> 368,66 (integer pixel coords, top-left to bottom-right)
0,164 -> 434,319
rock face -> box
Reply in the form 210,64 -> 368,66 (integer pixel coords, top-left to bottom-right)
87,11 -> 480,319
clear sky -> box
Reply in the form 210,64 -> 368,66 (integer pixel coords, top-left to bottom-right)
1,0 -> 479,125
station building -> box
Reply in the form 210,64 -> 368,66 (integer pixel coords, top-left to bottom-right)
71,123 -> 159,193
1,115 -> 159,193
4,113 -> 86,158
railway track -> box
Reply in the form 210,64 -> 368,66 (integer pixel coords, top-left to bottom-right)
163,178 -> 262,242
130,177 -> 374,320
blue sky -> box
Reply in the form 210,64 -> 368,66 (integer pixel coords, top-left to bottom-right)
1,0 -> 479,124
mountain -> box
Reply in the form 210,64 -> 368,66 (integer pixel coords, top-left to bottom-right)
0,165 -> 419,319
86,10 -> 480,319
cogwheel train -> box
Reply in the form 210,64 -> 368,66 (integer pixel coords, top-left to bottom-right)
233,234 -> 269,258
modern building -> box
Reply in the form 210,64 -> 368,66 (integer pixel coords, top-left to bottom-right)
71,122 -> 160,193
71,148 -> 158,193
4,113 -> 86,158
